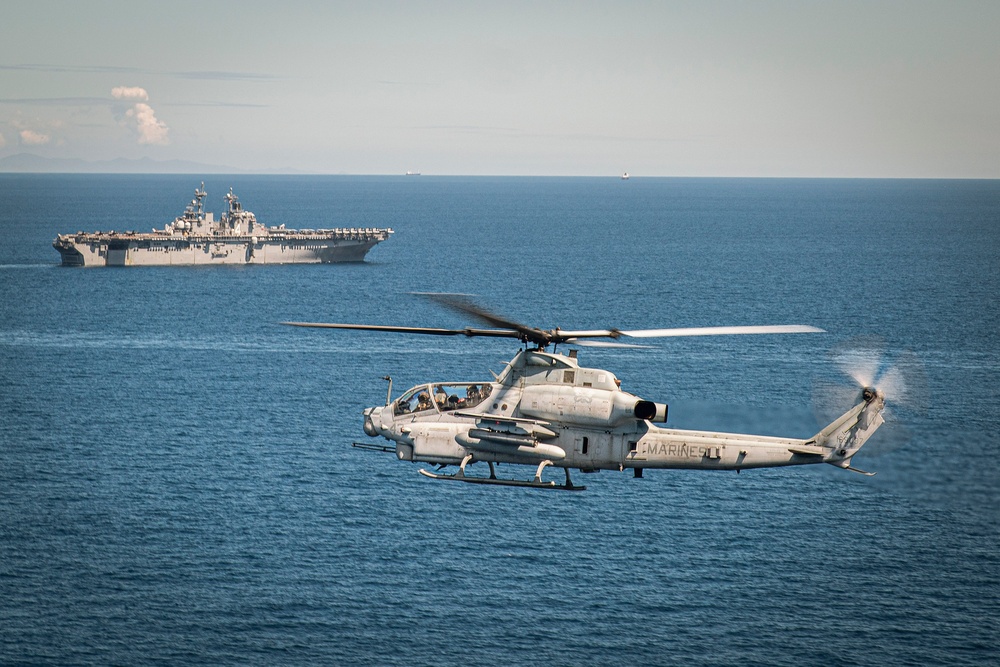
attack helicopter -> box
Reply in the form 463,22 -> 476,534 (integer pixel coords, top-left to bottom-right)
285,294 -> 888,490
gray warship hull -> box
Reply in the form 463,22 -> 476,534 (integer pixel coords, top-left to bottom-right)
52,183 -> 393,267
54,231 -> 387,267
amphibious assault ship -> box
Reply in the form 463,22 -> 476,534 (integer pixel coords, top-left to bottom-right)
53,183 -> 393,266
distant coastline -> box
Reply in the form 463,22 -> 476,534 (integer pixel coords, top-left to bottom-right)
3,155 -> 994,179
0,153 -> 305,175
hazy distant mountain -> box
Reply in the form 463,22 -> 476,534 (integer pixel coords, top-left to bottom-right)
0,153 -> 303,174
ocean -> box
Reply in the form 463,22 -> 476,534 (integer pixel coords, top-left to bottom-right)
1,174 -> 997,665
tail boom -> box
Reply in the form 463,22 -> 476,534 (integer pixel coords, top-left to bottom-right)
626,393 -> 886,473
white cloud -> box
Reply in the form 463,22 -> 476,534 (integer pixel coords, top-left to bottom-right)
112,86 -> 169,145
19,129 -> 50,145
111,86 -> 149,101
125,102 -> 169,145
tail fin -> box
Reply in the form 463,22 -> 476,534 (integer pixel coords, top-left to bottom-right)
811,389 -> 886,474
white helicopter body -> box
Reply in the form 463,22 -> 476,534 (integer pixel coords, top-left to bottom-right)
359,348 -> 883,489
289,294 -> 887,490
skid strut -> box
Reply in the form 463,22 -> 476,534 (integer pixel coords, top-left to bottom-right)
418,458 -> 585,491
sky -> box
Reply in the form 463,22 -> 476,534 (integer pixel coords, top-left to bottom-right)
1,0 -> 998,177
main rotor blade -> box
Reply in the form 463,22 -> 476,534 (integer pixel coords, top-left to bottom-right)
619,324 -> 825,338
414,294 -> 824,343
414,293 -> 549,343
282,322 -> 523,339
567,339 -> 654,349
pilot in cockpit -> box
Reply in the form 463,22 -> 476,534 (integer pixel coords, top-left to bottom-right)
434,385 -> 449,408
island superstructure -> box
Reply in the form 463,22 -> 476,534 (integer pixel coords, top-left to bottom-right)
53,183 -> 393,266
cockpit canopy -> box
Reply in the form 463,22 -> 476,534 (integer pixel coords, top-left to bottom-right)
393,382 -> 493,416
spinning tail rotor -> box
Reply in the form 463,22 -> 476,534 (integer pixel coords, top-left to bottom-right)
814,339 -> 927,456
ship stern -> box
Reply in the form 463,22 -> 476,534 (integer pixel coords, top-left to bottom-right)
52,236 -> 87,266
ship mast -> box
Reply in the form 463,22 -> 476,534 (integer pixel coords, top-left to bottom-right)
193,182 -> 207,219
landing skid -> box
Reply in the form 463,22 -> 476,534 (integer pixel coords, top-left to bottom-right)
418,457 -> 586,491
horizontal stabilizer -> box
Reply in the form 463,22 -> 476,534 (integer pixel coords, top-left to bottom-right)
788,445 -> 828,456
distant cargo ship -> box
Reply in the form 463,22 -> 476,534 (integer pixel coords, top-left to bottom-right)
53,183 -> 393,267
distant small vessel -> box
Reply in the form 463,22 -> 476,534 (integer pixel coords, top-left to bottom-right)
405,171 -> 421,176
621,172 -> 630,180
53,182 -> 393,267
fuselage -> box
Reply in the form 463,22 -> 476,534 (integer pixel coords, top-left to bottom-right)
362,349 -> 884,474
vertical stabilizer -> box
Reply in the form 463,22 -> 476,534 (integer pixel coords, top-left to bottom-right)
813,389 -> 886,474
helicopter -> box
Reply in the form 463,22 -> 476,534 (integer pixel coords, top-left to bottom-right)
285,294 -> 888,490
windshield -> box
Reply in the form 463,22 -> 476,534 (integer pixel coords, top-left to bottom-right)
393,382 -> 493,415
393,385 -> 435,415
431,383 -> 492,411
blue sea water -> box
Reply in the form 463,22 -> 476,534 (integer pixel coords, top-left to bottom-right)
1,174 -> 997,666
